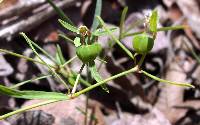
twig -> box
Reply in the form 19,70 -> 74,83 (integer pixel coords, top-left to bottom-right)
0,0 -> 76,40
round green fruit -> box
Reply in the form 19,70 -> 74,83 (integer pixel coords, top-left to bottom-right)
132,33 -> 154,54
76,43 -> 102,63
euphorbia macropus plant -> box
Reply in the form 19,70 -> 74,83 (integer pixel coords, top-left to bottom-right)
0,0 -> 194,122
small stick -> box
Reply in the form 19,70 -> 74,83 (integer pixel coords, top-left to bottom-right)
71,64 -> 85,94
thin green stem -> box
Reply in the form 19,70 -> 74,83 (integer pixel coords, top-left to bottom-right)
137,54 -> 146,68
30,40 -> 57,63
0,100 -> 62,120
157,25 -> 188,32
141,70 -> 195,88
73,66 -> 138,97
58,33 -> 74,44
96,58 -> 107,64
97,16 -> 134,60
10,74 -> 52,89
71,74 -> 81,94
76,107 -> 97,122
84,64 -> 90,125
124,31 -> 143,37
71,64 -> 85,94
20,32 -> 69,89
60,56 -> 77,68
0,67 -> 138,120
0,49 -> 56,69
189,48 -> 200,64
59,68 -> 91,87
119,7 -> 128,40
124,25 -> 187,37
84,92 -> 89,125
124,18 -> 145,34
183,39 -> 200,64
91,0 -> 102,31
46,0 -> 74,25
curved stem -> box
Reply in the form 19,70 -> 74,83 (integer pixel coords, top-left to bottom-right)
21,32 -> 70,89
141,70 -> 195,88
119,7 -> 128,40
137,54 -> 146,68
0,49 -> 56,69
10,74 -> 52,89
0,100 -> 61,120
97,16 -> 134,60
72,66 -> 138,97
123,25 -> 187,38
60,56 -> 77,68
71,64 -> 85,94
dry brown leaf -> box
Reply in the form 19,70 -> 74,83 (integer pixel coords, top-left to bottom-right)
23,96 -> 87,125
155,61 -> 188,123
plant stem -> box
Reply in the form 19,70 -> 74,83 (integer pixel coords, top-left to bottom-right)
97,16 -> 134,60
21,32 -> 69,89
141,70 -> 195,88
119,7 -> 128,40
157,25 -> 188,32
84,64 -> 91,125
123,25 -> 187,37
46,0 -> 74,25
30,40 -> 57,63
10,74 -> 52,89
124,18 -> 145,34
84,92 -> 89,125
0,67 -> 138,120
91,0 -> 102,31
71,64 -> 85,94
58,33 -> 74,44
73,66 -> 138,97
0,49 -> 56,69
137,54 -> 146,68
60,55 -> 77,68
183,39 -> 200,64
0,100 -> 62,120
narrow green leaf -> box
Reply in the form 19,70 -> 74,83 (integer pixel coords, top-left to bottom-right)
46,0 -> 74,26
89,62 -> 109,93
93,28 -> 117,36
149,9 -> 158,33
74,37 -> 81,47
141,70 -> 195,88
58,19 -> 78,33
0,84 -> 69,100
56,44 -> 66,65
91,0 -> 102,31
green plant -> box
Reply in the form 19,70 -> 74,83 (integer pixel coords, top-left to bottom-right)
0,0 -> 195,122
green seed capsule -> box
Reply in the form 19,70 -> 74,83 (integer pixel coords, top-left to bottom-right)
76,43 -> 102,63
132,33 -> 154,54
